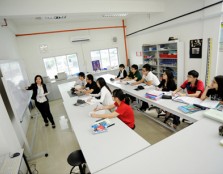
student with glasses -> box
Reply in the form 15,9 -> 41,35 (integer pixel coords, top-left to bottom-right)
90,89 -> 135,129
172,70 -> 204,97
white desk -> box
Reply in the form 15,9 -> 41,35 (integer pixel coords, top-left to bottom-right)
58,83 -> 150,173
0,149 -> 23,174
99,74 -> 204,122
97,118 -> 223,174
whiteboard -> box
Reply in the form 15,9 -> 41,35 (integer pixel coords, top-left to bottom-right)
0,61 -> 31,121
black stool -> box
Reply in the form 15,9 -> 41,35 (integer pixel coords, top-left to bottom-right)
67,150 -> 86,174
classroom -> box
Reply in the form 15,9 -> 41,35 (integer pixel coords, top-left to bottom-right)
0,0 -> 223,173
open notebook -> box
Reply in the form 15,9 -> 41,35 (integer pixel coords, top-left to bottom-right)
172,96 -> 219,109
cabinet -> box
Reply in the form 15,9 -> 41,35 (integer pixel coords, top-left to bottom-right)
142,42 -> 184,86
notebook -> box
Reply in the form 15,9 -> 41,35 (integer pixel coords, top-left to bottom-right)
203,109 -> 223,123
172,96 -> 219,109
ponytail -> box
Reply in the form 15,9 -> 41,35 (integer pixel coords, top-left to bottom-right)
112,89 -> 130,105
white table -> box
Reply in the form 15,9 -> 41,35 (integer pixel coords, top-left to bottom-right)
99,74 -> 204,122
0,149 -> 24,174
58,83 -> 150,173
97,118 -> 223,174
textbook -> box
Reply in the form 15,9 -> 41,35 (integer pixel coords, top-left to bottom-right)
172,96 -> 219,109
178,104 -> 201,114
91,118 -> 111,134
145,90 -> 164,100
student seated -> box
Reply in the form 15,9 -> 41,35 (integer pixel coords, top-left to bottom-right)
172,70 -> 204,124
156,70 -> 179,128
75,72 -> 86,90
88,77 -> 114,106
90,89 -> 135,129
172,70 -> 204,97
83,74 -> 100,95
135,64 -> 160,112
115,64 -> 127,80
123,64 -> 142,81
201,75 -> 223,104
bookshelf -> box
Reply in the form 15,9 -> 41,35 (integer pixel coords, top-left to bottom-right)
142,42 -> 184,86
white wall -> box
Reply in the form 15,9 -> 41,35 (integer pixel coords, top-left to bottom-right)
16,20 -> 126,82
126,0 -> 222,82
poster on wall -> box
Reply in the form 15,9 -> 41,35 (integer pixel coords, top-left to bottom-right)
92,60 -> 101,71
190,39 -> 203,58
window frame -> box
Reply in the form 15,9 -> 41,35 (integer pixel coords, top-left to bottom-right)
90,47 -> 119,70
43,53 -> 80,79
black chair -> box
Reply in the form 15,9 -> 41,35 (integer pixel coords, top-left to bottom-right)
67,150 -> 86,174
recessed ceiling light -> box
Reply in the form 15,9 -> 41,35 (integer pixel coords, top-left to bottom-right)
102,13 -> 128,17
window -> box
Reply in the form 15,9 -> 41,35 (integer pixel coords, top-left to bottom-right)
90,48 -> 119,70
43,54 -> 80,79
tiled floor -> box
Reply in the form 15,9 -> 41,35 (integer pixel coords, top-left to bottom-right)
25,99 -> 189,174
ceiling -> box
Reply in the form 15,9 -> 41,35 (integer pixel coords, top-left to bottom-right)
0,0 -> 166,26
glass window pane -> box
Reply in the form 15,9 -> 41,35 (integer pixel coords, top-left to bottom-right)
109,48 -> 119,67
43,58 -> 57,79
100,49 -> 110,69
55,56 -> 68,74
91,51 -> 101,61
67,54 -> 80,75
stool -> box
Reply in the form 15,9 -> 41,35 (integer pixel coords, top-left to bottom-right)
67,150 -> 86,174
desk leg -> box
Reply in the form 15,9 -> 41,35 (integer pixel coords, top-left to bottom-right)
23,154 -> 32,174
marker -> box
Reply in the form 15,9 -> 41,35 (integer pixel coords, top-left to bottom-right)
108,123 -> 115,128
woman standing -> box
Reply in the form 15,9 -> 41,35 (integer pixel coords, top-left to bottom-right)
91,89 -> 135,129
26,75 -> 56,128
201,75 -> 223,103
89,77 -> 113,106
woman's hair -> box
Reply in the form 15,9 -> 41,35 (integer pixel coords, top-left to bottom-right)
165,69 -> 174,81
86,74 -> 94,81
214,75 -> 223,98
96,77 -> 111,93
34,75 -> 43,84
112,89 -> 130,105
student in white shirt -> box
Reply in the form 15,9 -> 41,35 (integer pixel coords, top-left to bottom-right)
75,72 -> 86,89
134,64 -> 160,111
89,77 -> 113,106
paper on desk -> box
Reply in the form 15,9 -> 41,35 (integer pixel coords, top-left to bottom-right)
89,110 -> 106,117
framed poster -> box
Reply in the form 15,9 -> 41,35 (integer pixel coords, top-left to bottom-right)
92,60 -> 101,71
190,39 -> 203,58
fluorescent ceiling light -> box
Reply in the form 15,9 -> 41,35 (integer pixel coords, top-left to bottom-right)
102,13 -> 128,17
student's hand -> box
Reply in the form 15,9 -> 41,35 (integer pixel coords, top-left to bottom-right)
131,82 -> 137,86
178,93 -> 186,97
220,101 -> 223,105
91,113 -> 98,118
172,91 -> 177,96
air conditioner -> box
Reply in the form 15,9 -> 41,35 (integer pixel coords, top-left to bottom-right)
70,36 -> 90,43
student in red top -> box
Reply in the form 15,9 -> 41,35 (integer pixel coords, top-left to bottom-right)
172,70 -> 204,97
91,89 -> 135,129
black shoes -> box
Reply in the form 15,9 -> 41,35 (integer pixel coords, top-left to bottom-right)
52,124 -> 56,129
45,123 -> 49,127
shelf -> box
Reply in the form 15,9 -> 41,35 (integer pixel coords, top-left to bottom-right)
159,65 -> 177,68
143,50 -> 157,52
158,49 -> 177,51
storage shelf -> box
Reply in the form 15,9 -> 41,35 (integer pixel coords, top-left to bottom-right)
142,42 -> 184,86
158,49 -> 177,51
159,65 -> 177,68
